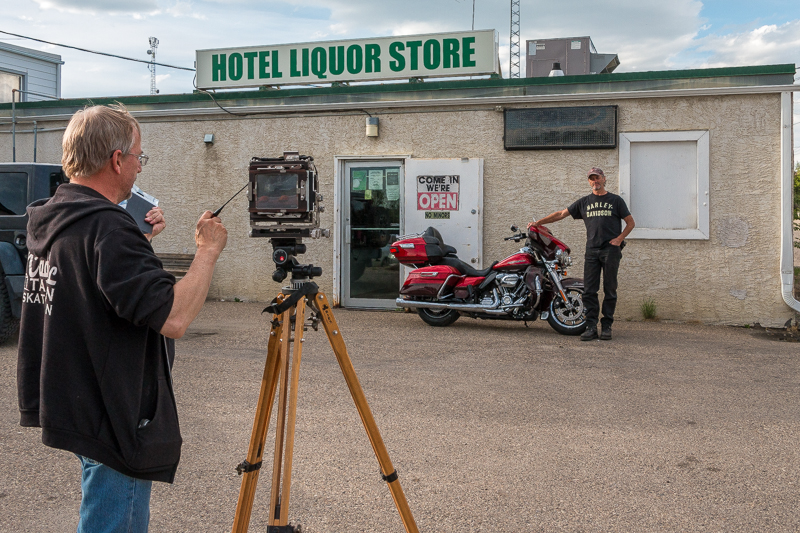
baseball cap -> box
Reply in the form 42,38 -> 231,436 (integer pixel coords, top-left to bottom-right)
587,167 -> 605,178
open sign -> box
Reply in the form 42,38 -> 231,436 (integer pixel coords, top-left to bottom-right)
417,175 -> 459,211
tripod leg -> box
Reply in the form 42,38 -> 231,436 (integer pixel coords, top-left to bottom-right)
312,292 -> 419,533
279,297 -> 306,523
268,308 -> 293,524
232,305 -> 288,533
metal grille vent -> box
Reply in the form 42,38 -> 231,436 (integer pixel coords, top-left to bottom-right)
504,105 -> 618,150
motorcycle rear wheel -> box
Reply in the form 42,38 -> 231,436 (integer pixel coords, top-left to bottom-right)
417,307 -> 460,327
547,288 -> 587,336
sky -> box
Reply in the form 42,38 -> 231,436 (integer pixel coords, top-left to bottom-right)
2,0 -> 799,158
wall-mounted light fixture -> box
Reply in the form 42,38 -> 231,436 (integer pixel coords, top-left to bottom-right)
366,117 -> 379,137
204,134 -> 215,144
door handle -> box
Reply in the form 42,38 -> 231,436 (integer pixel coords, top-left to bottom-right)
346,225 -> 351,244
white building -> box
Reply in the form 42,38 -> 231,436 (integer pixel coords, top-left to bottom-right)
0,50 -> 796,326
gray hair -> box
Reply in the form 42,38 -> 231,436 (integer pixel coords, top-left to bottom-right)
61,103 -> 141,179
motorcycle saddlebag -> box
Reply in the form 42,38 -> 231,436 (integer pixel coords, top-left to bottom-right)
391,236 -> 448,266
452,276 -> 484,299
400,265 -> 462,297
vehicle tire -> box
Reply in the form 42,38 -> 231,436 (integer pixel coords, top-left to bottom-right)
417,307 -> 460,327
547,288 -> 587,336
0,276 -> 18,343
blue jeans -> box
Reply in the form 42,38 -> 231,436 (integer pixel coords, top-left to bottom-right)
76,455 -> 152,533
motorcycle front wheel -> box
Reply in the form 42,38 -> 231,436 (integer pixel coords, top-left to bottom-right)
417,307 -> 460,327
547,288 -> 587,336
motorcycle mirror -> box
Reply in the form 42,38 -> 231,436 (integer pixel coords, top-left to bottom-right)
510,225 -> 518,232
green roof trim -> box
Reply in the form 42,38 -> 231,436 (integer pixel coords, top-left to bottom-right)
1,63 -> 795,111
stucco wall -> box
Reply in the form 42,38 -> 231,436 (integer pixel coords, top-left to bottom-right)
2,92 -> 793,326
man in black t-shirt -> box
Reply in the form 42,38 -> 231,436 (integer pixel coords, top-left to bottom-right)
529,167 -> 635,341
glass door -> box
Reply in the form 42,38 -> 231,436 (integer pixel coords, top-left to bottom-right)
342,161 -> 403,308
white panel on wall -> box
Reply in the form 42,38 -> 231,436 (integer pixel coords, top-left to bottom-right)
630,140 -> 697,230
619,130 -> 709,240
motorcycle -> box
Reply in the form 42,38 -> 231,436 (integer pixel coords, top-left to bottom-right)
391,224 -> 587,335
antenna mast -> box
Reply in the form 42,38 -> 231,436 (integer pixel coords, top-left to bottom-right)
509,0 -> 520,78
147,37 -> 159,95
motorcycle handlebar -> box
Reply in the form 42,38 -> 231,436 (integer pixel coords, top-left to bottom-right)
504,232 -> 526,242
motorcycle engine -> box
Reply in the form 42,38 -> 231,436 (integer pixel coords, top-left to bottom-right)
496,273 -> 521,288
495,273 -> 527,307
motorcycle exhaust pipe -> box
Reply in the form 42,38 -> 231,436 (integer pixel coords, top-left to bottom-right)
395,297 -> 517,315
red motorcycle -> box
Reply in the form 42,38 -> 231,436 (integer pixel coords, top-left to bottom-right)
391,225 -> 587,335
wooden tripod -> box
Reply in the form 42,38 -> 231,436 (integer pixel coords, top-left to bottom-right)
231,286 -> 419,533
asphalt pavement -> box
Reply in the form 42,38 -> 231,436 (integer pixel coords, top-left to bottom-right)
1,302 -> 799,532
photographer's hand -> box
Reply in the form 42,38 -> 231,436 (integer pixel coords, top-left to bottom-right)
144,206 -> 166,241
161,211 -> 228,339
195,210 -> 228,255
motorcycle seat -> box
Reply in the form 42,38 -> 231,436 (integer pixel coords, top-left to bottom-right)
441,244 -> 458,255
422,227 -> 458,255
438,256 -> 498,277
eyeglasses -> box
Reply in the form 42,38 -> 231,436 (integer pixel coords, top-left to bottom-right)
129,153 -> 149,166
110,150 -> 149,166
588,175 -> 603,181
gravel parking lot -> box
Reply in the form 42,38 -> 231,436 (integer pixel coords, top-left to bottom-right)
1,302 -> 799,532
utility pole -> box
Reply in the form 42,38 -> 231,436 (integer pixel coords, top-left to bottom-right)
509,0 -> 520,78
147,37 -> 159,95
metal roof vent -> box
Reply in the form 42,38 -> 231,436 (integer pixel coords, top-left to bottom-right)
548,62 -> 565,77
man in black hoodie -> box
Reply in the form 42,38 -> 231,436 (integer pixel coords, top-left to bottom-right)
17,103 -> 228,532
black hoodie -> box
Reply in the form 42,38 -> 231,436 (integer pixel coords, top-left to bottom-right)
17,183 -> 180,483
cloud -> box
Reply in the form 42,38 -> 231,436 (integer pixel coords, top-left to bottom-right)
271,0 -> 705,75
693,20 -> 800,68
390,21 -> 457,37
31,0 -> 159,13
166,1 -> 206,19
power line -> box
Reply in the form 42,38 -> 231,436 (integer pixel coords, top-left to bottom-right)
0,29 -> 195,71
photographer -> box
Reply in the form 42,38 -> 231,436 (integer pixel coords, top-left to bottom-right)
17,104 -> 227,532
529,167 -> 635,341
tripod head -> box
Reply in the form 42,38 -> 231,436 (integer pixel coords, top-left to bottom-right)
271,237 -> 322,284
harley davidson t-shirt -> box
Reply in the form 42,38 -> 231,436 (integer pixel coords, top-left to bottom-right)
567,192 -> 631,250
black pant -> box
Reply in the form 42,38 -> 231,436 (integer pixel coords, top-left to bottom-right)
583,245 -> 622,330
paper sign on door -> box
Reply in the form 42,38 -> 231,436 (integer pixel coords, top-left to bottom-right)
416,175 -> 459,211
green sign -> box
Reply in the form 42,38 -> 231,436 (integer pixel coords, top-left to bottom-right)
351,170 -> 367,191
196,30 -> 499,89
425,211 -> 451,220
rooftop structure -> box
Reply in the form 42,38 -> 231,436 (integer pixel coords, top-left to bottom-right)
0,42 -> 63,103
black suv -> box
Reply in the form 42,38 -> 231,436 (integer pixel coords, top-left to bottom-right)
0,163 -> 68,342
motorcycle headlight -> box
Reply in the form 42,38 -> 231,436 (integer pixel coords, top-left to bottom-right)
555,249 -> 572,267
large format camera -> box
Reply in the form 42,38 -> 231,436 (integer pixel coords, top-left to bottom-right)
248,151 -> 329,284
248,151 -> 326,239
